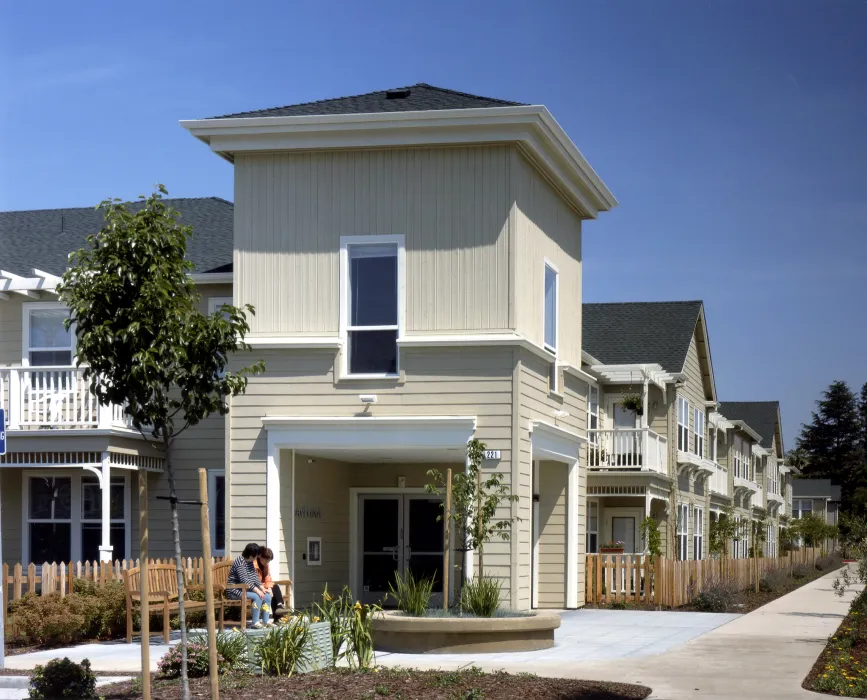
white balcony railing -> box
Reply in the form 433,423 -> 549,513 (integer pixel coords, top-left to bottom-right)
587,428 -> 668,475
710,462 -> 729,496
753,486 -> 764,508
0,367 -> 131,431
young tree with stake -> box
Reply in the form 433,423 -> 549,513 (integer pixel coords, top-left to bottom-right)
58,187 -> 264,700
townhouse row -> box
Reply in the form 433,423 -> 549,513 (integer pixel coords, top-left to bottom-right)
1,83 -> 793,610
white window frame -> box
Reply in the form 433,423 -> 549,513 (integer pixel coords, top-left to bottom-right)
207,296 -> 233,316
208,470 -> 226,556
678,503 -> 689,560
677,396 -> 690,452
693,506 -> 704,560
542,260 -> 559,355
338,234 -> 405,379
22,301 -> 75,367
793,499 -> 813,519
693,408 -> 705,458
586,499 -> 598,553
22,470 -> 131,564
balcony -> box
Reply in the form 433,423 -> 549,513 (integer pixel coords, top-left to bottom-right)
733,475 -> 759,499
752,486 -> 764,508
767,491 -> 784,505
0,367 -> 131,431
709,462 -> 729,497
587,429 -> 668,475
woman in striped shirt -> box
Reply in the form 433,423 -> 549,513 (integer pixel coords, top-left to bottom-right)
227,543 -> 273,628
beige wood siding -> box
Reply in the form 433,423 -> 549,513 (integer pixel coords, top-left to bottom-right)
234,147 -> 513,335
518,350 -> 588,608
536,460 -> 567,608
228,346 -> 518,600
513,151 -> 583,367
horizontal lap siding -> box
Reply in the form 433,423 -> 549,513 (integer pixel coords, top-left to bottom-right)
229,347 -> 516,592
519,351 -> 589,608
234,146 -> 512,336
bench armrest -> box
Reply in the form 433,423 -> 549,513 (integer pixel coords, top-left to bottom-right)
273,579 -> 293,588
130,590 -> 172,603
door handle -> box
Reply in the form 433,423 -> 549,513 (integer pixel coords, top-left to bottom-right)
404,545 -> 412,562
382,546 -> 399,561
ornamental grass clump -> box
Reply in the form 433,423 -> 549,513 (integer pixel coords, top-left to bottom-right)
460,577 -> 502,618
346,600 -> 380,670
255,619 -> 310,677
310,584 -> 353,664
388,568 -> 435,616
191,630 -> 248,672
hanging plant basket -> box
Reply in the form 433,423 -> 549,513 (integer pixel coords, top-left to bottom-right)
620,392 -> 644,416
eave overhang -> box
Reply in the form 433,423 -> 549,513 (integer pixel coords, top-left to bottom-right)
180,105 -> 617,219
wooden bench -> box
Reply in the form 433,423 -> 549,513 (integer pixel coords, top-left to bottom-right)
124,563 -> 217,643
212,560 -> 293,629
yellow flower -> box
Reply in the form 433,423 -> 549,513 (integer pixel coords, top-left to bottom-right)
324,592 -> 333,602
313,616 -> 321,623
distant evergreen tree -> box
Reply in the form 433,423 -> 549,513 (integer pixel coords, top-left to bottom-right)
860,382 -> 867,456
797,380 -> 864,513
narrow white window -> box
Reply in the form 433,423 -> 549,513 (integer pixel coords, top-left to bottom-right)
678,504 -> 689,560
693,506 -> 704,560
341,237 -> 403,376
677,397 -> 690,452
208,470 -> 226,556
586,500 -> 598,553
208,296 -> 233,318
543,263 -> 558,353
27,306 -> 73,366
693,408 -> 705,457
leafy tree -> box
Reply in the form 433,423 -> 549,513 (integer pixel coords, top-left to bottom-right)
785,447 -> 810,473
797,381 -> 863,512
708,506 -> 739,559
58,187 -> 264,699
638,516 -> 662,563
790,513 -> 836,552
425,439 -> 519,583
860,382 -> 867,460
749,517 -> 767,558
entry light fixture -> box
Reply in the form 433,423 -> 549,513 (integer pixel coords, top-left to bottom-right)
359,394 -> 378,404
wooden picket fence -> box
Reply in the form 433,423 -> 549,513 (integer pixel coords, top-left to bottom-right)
2,557 -> 226,636
586,547 -> 821,608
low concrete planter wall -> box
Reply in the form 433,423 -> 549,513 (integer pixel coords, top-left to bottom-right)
372,611 -> 560,654
243,621 -> 333,673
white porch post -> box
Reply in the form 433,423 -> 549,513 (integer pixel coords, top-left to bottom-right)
98,451 -> 113,562
266,433 -> 281,580
565,457 -> 579,609
641,378 -> 649,429
531,460 -> 539,608
8,368 -> 20,430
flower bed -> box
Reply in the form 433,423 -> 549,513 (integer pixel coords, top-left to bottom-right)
372,609 -> 560,653
806,589 -> 867,697
242,620 -> 332,673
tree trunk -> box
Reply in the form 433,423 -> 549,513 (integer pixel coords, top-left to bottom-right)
164,432 -> 190,700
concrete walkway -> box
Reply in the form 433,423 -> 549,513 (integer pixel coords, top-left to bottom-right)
378,567 -> 862,700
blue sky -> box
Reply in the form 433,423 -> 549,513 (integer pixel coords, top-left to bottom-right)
1,0 -> 865,445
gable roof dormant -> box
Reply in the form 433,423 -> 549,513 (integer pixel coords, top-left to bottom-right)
210,83 -> 525,119
181,83 -> 617,219
717,401 -> 784,456
0,198 -> 234,284
792,478 -> 842,501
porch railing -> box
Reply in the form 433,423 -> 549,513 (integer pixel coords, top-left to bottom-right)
709,462 -> 729,496
753,486 -> 764,508
0,366 -> 131,430
587,428 -> 668,474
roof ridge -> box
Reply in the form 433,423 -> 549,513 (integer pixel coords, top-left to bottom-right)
584,300 -> 704,306
1,196 -> 234,215
413,83 -> 524,106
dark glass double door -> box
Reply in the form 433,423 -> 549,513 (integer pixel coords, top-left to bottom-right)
360,495 -> 444,606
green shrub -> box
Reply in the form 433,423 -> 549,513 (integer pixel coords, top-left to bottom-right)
191,630 -> 248,671
792,563 -> 813,580
157,640 -> 227,678
460,578 -> 502,617
816,553 -> 842,572
255,619 -> 310,677
29,657 -> 97,699
10,593 -> 100,646
72,580 -> 128,638
388,568 -> 435,616
309,584 -> 352,665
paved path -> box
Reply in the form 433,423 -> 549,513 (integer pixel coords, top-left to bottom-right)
378,566 -> 861,700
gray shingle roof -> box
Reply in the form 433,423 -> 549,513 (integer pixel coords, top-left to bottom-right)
792,478 -> 842,501
0,198 -> 234,277
209,83 -> 525,120
582,301 -> 703,373
717,401 -> 782,451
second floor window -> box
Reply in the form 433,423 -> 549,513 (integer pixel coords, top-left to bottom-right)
693,408 -> 705,458
792,499 -> 812,519
677,396 -> 690,451
28,306 -> 73,366
343,238 -> 402,376
543,263 -> 557,353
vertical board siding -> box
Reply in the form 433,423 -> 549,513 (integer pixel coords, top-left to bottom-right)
229,347 -> 517,595
513,151 -> 583,368
234,146 -> 513,336
536,460 -> 567,608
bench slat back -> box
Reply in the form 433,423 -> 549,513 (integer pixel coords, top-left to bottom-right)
212,560 -> 232,588
123,564 -> 181,597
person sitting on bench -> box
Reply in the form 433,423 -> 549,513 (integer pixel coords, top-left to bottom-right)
227,542 -> 273,628
255,546 -> 286,614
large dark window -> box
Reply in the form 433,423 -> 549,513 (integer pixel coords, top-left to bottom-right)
28,477 -> 72,563
347,244 -> 398,375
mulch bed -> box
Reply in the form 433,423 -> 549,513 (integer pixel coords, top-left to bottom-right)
100,668 -> 651,699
